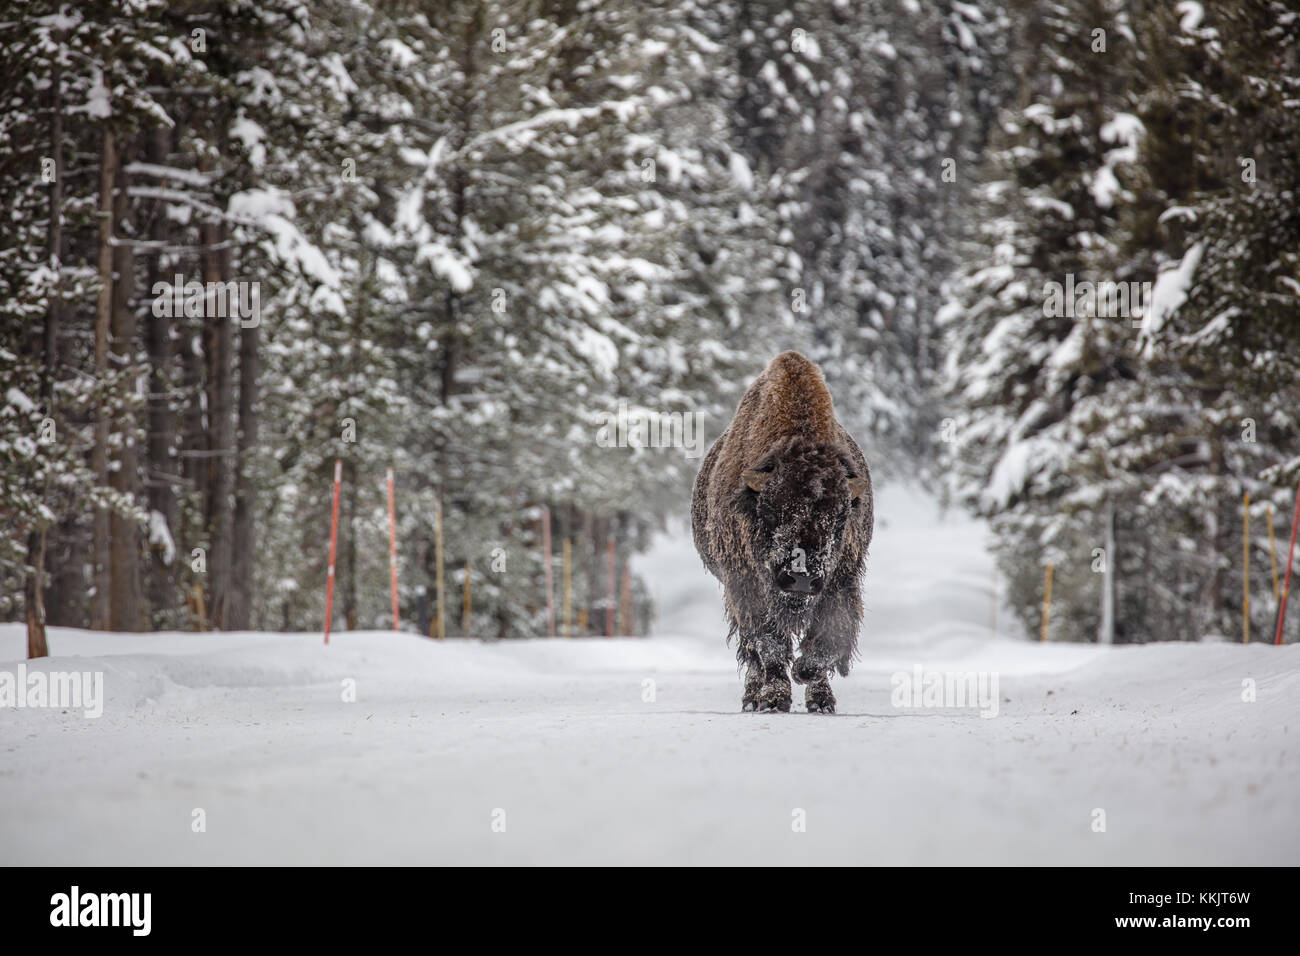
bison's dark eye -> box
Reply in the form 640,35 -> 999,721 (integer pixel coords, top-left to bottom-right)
741,463 -> 776,493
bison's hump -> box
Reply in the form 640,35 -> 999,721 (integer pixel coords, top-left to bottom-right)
721,350 -> 838,469
691,351 -> 872,578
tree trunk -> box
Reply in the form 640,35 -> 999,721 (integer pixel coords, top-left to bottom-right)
227,315 -> 261,629
179,314 -> 205,628
45,515 -> 83,627
26,529 -> 49,658
44,52 -> 62,402
109,138 -> 141,631
180,319 -> 205,490
202,216 -> 234,628
91,126 -> 115,630
144,124 -> 178,626
415,535 -> 430,636
28,47 -> 63,658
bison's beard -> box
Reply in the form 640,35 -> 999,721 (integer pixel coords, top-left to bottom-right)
770,586 -> 819,633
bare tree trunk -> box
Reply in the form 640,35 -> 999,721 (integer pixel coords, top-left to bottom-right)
1099,500 -> 1115,644
227,315 -> 260,629
415,536 -> 430,636
26,529 -> 49,658
179,132 -> 205,507
109,138 -> 141,631
494,485 -> 519,639
201,215 -> 234,628
44,52 -> 62,398
175,125 -> 205,627
179,311 -> 205,628
180,323 -> 205,492
27,47 -> 64,658
91,126 -> 115,630
144,124 -> 178,626
436,12 -> 476,407
44,514 -> 82,627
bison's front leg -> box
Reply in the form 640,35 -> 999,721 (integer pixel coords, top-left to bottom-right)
739,644 -> 763,712
754,624 -> 793,712
727,576 -> 793,712
791,650 -> 835,713
793,583 -> 862,714
734,622 -> 792,713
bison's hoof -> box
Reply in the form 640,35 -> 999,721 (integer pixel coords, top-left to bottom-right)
741,698 -> 758,712
756,680 -> 792,712
805,680 -> 836,714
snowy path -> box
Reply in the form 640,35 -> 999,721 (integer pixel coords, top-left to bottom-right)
3,485 -> 1298,865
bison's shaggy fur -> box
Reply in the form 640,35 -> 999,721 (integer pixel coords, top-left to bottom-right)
691,351 -> 873,713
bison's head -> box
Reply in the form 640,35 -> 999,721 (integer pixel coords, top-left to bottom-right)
735,435 -> 868,605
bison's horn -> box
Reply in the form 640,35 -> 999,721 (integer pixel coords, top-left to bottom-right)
848,475 -> 868,499
741,468 -> 773,492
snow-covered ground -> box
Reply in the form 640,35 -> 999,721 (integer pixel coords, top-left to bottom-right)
3,485 -> 1298,865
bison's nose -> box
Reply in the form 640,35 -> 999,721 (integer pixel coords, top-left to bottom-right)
776,569 -> 824,595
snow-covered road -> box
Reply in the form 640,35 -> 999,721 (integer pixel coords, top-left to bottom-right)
3,486 -> 1298,865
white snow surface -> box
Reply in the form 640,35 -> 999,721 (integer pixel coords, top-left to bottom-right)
3,484 -> 1298,865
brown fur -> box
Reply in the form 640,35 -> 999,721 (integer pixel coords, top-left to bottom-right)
692,351 -> 873,713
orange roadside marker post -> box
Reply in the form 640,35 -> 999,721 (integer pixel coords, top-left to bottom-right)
1274,478 -> 1300,646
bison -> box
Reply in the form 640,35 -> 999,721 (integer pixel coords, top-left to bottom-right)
691,351 -> 873,713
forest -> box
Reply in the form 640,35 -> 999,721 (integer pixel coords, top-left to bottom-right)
2,0 -> 1297,650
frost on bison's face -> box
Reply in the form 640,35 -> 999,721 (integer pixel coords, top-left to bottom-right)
735,435 -> 866,612
691,351 -> 873,715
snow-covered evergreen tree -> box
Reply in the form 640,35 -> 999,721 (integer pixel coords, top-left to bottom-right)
943,0 -> 1300,642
